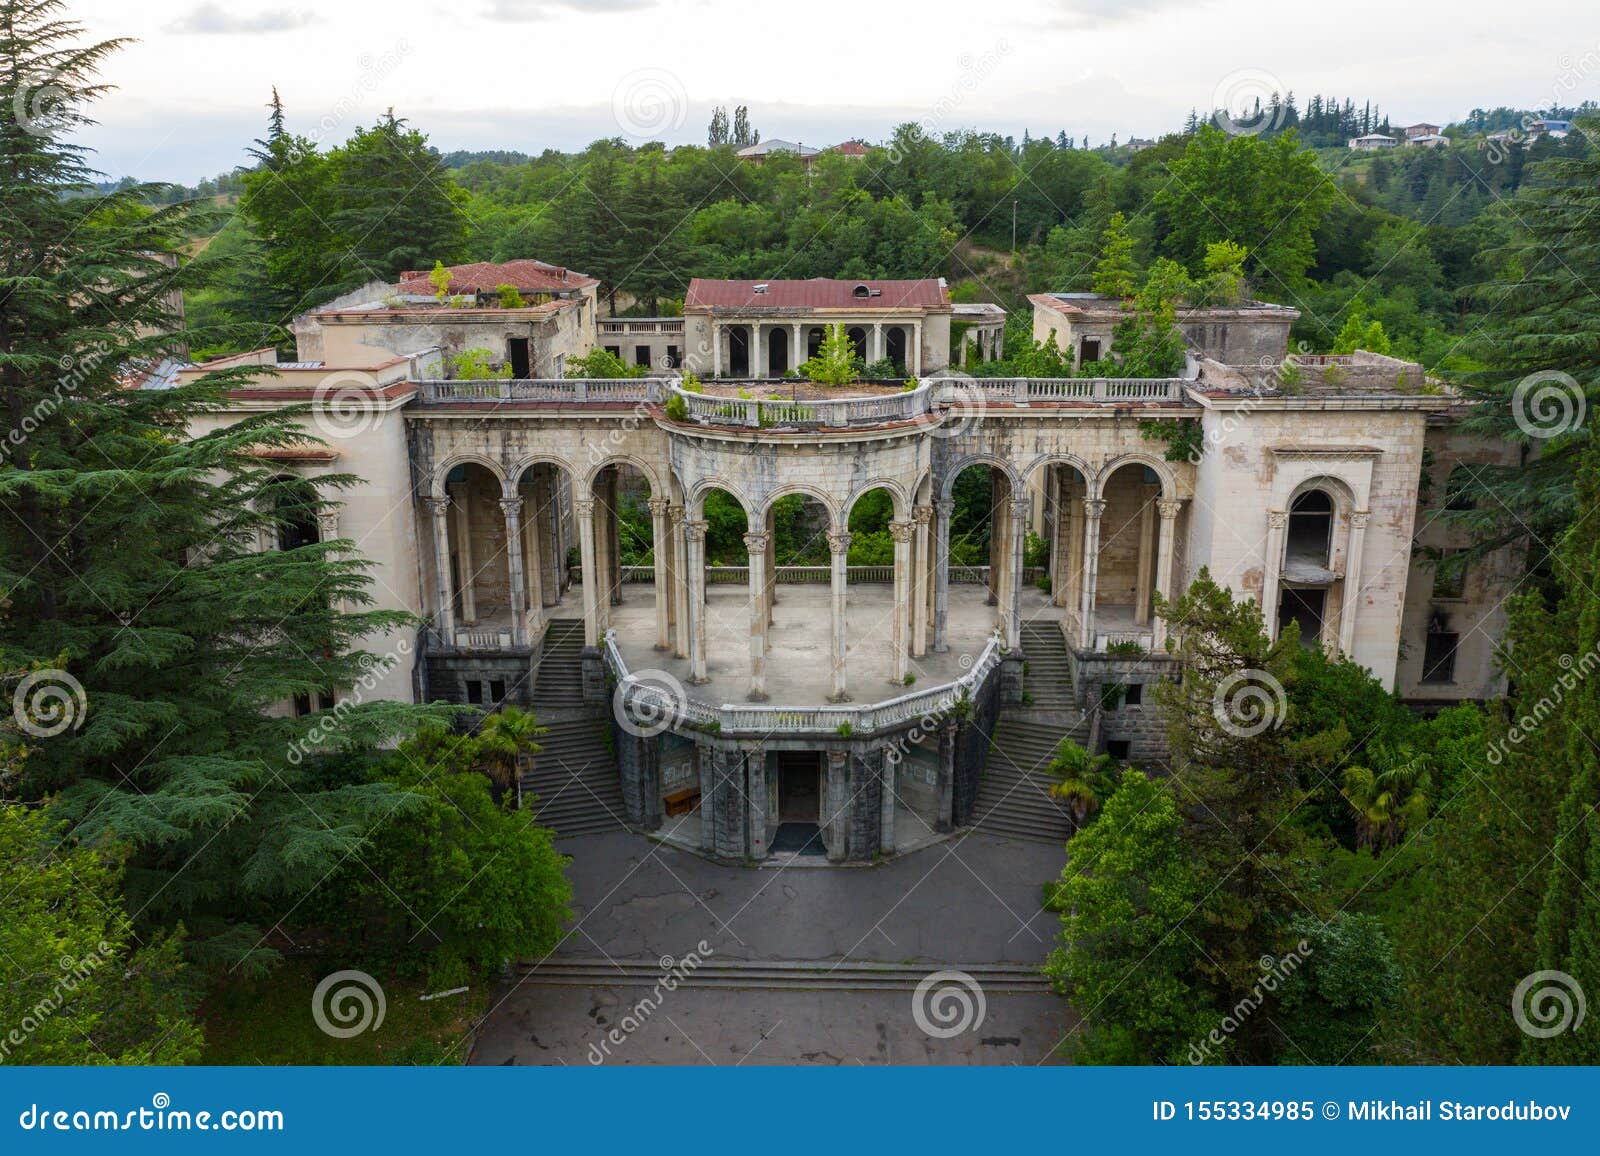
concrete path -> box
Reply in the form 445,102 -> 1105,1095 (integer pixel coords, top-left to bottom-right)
470,828 -> 1076,1065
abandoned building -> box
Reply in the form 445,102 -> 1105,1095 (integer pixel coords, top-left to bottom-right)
171,259 -> 1516,864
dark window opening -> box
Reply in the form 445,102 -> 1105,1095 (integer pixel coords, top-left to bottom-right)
1105,740 -> 1131,760
1277,587 -> 1326,648
1286,490 -> 1334,571
293,692 -> 311,717
276,480 -> 321,552
1432,549 -> 1466,599
665,344 -> 680,368
318,690 -> 336,712
465,680 -> 484,705
506,337 -> 531,378
490,679 -> 506,703
1423,617 -> 1458,683
604,344 -> 620,359
1123,683 -> 1144,706
1444,466 -> 1476,510
1080,337 -> 1102,363
635,345 -> 651,368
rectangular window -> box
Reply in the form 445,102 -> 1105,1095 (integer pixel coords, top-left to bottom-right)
1432,550 -> 1466,599
635,345 -> 651,368
1080,338 -> 1101,363
604,345 -> 620,359
666,345 -> 680,368
1123,683 -> 1144,706
465,680 -> 484,705
1105,740 -> 1131,760
1422,631 -> 1459,684
293,693 -> 311,717
317,690 -> 336,712
490,679 -> 506,703
506,337 -> 531,378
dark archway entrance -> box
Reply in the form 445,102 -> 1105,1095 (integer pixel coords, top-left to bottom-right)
768,326 -> 789,376
885,326 -> 907,372
728,326 -> 749,377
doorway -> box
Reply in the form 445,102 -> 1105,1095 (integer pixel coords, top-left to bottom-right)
1277,587 -> 1327,648
777,752 -> 821,822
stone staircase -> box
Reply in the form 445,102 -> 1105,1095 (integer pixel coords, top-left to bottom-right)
520,618 -> 625,838
516,956 -> 1052,993
970,718 -> 1081,844
1020,620 -> 1076,710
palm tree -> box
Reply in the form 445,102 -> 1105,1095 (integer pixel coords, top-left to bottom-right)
475,706 -> 546,802
1341,743 -> 1432,850
1046,738 -> 1119,830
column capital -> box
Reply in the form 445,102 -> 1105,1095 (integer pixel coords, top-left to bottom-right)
935,498 -> 955,517
1009,496 -> 1031,518
684,518 -> 708,543
647,496 -> 671,516
1351,509 -> 1371,529
317,510 -> 340,540
911,504 -> 934,525
423,496 -> 451,518
742,531 -> 771,552
1267,509 -> 1288,529
827,529 -> 853,556
668,503 -> 686,525
1156,497 -> 1184,519
1082,498 -> 1107,518
888,520 -> 916,544
573,497 -> 595,518
498,497 -> 523,519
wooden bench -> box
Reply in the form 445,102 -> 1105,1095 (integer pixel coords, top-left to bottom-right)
663,787 -> 699,817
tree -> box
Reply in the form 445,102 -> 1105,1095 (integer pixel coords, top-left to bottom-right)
1091,211 -> 1137,298
1044,769 -> 1216,1063
731,105 -> 758,147
707,106 -> 729,146
566,347 -> 648,379
476,705 -> 545,800
1107,258 -> 1190,377
1273,913 -> 1401,1064
801,323 -> 859,386
1045,738 -> 1117,829
0,5 -> 451,965
0,803 -> 202,1064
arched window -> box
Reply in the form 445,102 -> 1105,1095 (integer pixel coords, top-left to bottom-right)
275,478 -> 321,551
852,283 -> 871,298
1285,489 -> 1333,571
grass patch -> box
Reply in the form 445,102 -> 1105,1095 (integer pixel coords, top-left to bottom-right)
199,958 -> 490,1065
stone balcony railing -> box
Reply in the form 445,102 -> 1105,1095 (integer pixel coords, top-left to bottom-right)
598,318 -> 685,335
938,377 -> 1189,404
416,378 -> 669,404
605,630 -> 1004,737
572,564 -> 1043,586
669,383 -> 932,429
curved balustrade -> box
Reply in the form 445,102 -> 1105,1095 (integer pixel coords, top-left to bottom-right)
935,377 -> 1188,404
605,631 -> 1003,737
417,378 -> 668,404
669,383 -> 932,429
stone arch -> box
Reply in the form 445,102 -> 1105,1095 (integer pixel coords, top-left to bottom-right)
937,454 -> 1020,502
1092,452 -> 1177,499
580,454 -> 663,498
507,453 -> 578,491
845,478 -> 910,522
1019,452 -> 1095,489
1287,473 -> 1358,515
688,477 -> 752,519
754,482 -> 842,529
431,452 -> 506,498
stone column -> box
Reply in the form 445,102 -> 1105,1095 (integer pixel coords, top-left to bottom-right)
1153,498 -> 1183,649
425,497 -> 455,638
685,518 -> 709,683
670,505 -> 689,658
744,530 -> 771,700
763,515 -> 777,626
522,489 -> 545,627
1134,486 -> 1157,627
824,749 -> 848,861
574,497 -> 600,648
712,320 -> 722,378
933,499 -> 953,652
1004,496 -> 1029,650
986,473 -> 1006,606
790,322 -> 803,372
500,496 -> 528,646
911,320 -> 922,376
649,497 -> 671,651
1338,510 -> 1370,657
448,482 -> 477,624
827,529 -> 851,701
889,520 -> 915,684
911,504 -> 932,658
745,744 -> 768,859
1079,498 -> 1106,648
1065,479 -> 1085,624
936,723 -> 957,832
880,750 -> 897,854
872,321 -> 884,365
751,324 -> 764,379
1261,509 -> 1288,641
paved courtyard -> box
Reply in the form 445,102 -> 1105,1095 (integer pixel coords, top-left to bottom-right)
470,827 -> 1076,1065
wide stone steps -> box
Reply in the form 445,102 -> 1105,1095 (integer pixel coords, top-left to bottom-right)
1020,622 -> 1076,709
520,716 -> 625,837
515,957 -> 1053,992
970,719 -> 1083,844
532,619 -> 587,709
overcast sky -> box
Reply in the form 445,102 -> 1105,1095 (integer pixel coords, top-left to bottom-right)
64,0 -> 1599,184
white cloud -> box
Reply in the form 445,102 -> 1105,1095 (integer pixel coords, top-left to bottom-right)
483,0 -> 660,21
165,4 -> 318,34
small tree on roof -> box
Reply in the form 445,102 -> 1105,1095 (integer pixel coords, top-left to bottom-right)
801,323 -> 859,387
1091,211 -> 1138,298
428,259 -> 452,299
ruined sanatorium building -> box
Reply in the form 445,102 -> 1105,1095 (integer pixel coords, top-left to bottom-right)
170,259 -> 1516,863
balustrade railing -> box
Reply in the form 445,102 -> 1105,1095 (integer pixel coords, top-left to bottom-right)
417,378 -> 668,404
670,383 -> 931,429
571,564 -> 1025,585
605,631 -> 1004,736
935,377 -> 1188,404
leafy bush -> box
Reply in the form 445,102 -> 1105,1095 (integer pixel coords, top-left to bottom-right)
448,346 -> 510,380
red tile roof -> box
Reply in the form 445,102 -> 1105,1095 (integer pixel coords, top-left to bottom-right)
396,259 -> 597,296
832,140 -> 869,156
685,278 -> 948,311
